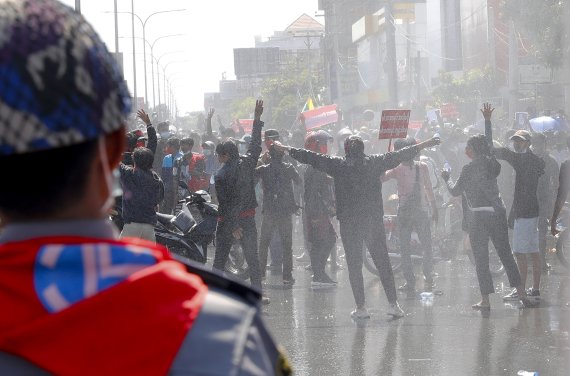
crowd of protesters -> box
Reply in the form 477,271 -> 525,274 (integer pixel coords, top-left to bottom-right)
4,1 -> 570,374
114,94 -> 570,317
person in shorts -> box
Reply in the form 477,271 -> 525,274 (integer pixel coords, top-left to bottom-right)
486,123 -> 545,302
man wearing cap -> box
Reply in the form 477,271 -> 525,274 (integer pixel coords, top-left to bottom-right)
484,109 -> 545,303
0,2 -> 289,374
256,129 -> 301,284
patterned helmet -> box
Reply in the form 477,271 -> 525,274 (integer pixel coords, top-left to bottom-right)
0,0 -> 131,155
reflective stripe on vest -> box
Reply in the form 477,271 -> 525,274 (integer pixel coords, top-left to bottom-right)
169,288 -> 280,375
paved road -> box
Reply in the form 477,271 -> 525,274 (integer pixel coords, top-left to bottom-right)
260,253 -> 570,375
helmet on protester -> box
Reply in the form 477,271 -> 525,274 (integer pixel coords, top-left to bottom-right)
0,0 -> 131,156
344,135 -> 365,156
305,130 -> 333,153
337,127 -> 353,139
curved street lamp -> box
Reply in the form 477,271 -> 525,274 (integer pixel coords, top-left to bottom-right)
106,8 -> 186,109
155,51 -> 185,118
149,34 -> 184,109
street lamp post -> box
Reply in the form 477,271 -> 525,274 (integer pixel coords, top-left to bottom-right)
150,34 -> 184,110
108,8 -> 185,109
155,51 -> 184,118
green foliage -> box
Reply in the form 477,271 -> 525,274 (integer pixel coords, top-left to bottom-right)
230,97 -> 256,119
431,66 -> 498,106
229,60 -> 325,128
501,0 -> 568,68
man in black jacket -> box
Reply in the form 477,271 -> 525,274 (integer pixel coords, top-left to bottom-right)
255,139 -> 301,285
273,135 -> 440,318
119,148 -> 165,242
213,100 -> 268,303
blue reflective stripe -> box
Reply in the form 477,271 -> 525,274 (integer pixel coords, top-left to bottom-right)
34,243 -> 157,313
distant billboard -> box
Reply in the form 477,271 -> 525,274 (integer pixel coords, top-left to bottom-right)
233,47 -> 281,79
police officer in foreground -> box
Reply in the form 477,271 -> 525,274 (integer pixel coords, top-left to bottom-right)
0,1 -> 290,374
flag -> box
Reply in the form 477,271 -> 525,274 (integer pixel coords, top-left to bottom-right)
302,97 -> 314,112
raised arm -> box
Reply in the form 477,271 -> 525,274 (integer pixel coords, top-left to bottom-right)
481,103 -> 494,147
137,109 -> 157,155
482,102 -> 518,166
369,137 -> 440,174
243,100 -> 264,169
206,108 -> 214,136
273,141 -> 342,177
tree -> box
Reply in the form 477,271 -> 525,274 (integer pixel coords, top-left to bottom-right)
230,97 -> 256,120
431,66 -> 499,123
501,0 -> 568,68
229,57 -> 326,129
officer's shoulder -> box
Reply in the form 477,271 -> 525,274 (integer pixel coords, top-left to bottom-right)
171,254 -> 261,305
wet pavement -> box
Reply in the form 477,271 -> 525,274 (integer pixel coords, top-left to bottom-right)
260,253 -> 570,375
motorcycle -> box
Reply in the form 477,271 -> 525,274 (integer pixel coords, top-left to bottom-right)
111,185 -> 249,278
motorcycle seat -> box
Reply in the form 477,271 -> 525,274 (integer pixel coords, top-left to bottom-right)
157,213 -> 175,226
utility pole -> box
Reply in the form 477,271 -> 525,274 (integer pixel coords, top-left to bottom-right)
113,0 -> 119,54
562,1 -> 570,116
385,1 -> 399,107
131,0 -> 137,110
508,20 -> 519,125
74,0 -> 80,14
487,6 -> 496,72
416,51 -> 421,104
331,2 -> 342,104
304,34 -> 314,100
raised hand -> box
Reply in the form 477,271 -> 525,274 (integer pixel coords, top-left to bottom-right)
271,141 -> 290,153
137,109 -> 151,126
207,108 -> 215,120
254,100 -> 264,121
480,102 -> 495,121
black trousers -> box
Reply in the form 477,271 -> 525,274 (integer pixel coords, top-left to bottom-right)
398,209 -> 433,286
258,213 -> 293,279
339,215 -> 398,308
307,217 -> 336,278
213,216 -> 262,289
469,211 -> 521,295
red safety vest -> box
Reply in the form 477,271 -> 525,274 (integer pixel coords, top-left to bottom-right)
0,236 -> 207,376
187,153 -> 209,192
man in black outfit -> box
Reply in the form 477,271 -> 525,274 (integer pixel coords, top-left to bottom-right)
213,100 -> 268,304
255,136 -> 301,285
273,135 -> 440,319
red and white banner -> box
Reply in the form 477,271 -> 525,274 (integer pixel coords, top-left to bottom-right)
441,103 -> 458,119
300,104 -> 339,130
408,120 -> 423,130
378,109 -> 411,139
232,119 -> 254,133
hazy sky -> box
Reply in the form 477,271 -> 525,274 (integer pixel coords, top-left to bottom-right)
59,0 -> 320,114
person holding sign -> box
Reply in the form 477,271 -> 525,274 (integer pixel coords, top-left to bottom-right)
272,135 -> 440,319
